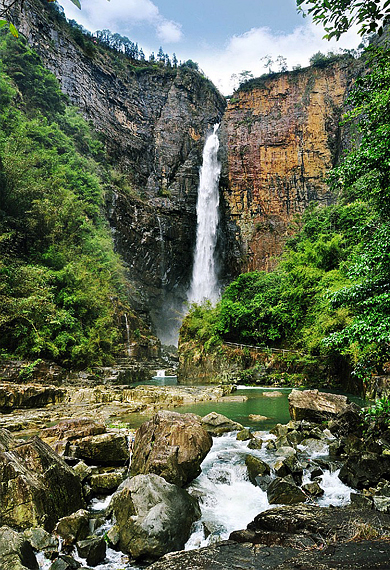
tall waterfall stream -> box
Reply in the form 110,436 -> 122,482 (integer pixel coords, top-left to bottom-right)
187,124 -> 221,305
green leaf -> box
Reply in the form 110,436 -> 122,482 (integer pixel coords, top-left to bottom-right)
69,0 -> 82,8
9,23 -> 18,38
0,20 -> 8,28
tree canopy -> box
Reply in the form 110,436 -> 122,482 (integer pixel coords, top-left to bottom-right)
297,0 -> 390,40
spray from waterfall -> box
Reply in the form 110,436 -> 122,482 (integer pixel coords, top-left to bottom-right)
187,124 -> 221,305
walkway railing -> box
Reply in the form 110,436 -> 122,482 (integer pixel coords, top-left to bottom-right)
223,341 -> 302,357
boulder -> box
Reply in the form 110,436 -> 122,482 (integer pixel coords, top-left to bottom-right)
236,428 -> 253,441
23,527 -> 58,551
288,389 -> 351,422
267,477 -> 307,505
49,555 -> 81,570
301,481 -> 324,497
54,510 -> 90,547
68,433 -> 129,465
109,473 -> 200,560
201,412 -> 243,436
339,453 -> 390,489
0,429 -> 84,531
245,455 -> 270,485
89,472 -> 124,494
247,437 -> 263,450
0,526 -> 38,570
76,536 -> 106,566
130,411 -> 212,486
0,383 -> 65,411
274,455 -> 303,485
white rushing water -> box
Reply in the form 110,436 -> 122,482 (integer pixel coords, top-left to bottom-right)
37,430 -> 352,569
185,432 -> 352,549
187,124 -> 221,305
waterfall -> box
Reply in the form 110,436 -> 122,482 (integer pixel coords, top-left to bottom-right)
187,124 -> 221,305
124,313 -> 131,357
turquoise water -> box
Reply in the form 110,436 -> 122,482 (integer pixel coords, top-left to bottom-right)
178,387 -> 292,431
122,378 -> 367,430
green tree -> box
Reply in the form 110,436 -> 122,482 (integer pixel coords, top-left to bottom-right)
297,0 -> 390,39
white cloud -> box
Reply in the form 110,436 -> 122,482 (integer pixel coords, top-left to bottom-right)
196,19 -> 361,95
156,20 -> 183,43
61,0 -> 183,43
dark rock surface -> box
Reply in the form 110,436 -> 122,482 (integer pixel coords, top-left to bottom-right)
0,526 -> 38,570
0,429 -> 84,531
130,410 -> 212,486
147,539 -> 390,569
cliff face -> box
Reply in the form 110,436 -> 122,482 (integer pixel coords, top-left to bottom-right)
220,60 -> 355,272
15,0 -> 226,343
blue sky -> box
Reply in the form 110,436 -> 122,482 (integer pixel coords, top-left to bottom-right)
60,0 -> 361,94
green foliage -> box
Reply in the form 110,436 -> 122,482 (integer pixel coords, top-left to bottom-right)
296,0 -> 390,40
0,31 -> 143,368
361,396 -> 390,429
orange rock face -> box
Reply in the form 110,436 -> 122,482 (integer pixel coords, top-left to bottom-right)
222,60 -> 355,272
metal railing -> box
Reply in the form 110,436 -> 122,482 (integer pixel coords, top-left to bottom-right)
223,341 -> 302,356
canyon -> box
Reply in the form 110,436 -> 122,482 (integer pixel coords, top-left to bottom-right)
13,0 -> 357,343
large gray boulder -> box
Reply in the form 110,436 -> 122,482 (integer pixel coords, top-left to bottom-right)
288,389 -> 351,422
109,474 -> 200,561
0,429 -> 84,531
68,432 -> 129,465
130,411 -> 212,486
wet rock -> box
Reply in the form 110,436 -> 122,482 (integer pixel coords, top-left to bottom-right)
245,455 -> 270,485
236,428 -> 253,441
49,555 -> 81,570
54,510 -> 90,547
274,455 -> 303,485
0,429 -> 84,531
248,414 -> 268,422
299,438 -> 329,455
339,453 -> 390,489
267,477 -> 307,505
247,436 -> 263,450
73,461 -> 93,482
288,389 -> 351,422
201,412 -> 243,436
69,433 -> 129,466
286,430 -> 304,447
0,526 -> 38,570
328,405 -> 364,437
109,473 -> 200,560
302,481 -> 324,497
131,411 -> 212,487
76,536 -> 106,566
350,492 -> 373,510
23,527 -> 58,551
89,472 -> 124,494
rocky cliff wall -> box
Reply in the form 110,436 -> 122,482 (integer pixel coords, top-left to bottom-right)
220,60 -> 356,272
15,0 -> 226,343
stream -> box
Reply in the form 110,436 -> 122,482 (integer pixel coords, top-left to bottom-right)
36,383 -> 361,569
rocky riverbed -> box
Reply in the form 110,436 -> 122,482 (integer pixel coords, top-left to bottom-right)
1,388 -> 390,569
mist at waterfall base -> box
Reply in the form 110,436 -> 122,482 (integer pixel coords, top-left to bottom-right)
155,125 -> 222,345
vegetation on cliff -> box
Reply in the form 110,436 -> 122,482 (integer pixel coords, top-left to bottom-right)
181,42 -> 390,390
0,30 -> 147,368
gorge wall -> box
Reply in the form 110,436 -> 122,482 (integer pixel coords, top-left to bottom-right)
15,0 -> 226,344
14,1 -> 357,343
220,59 -> 356,273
